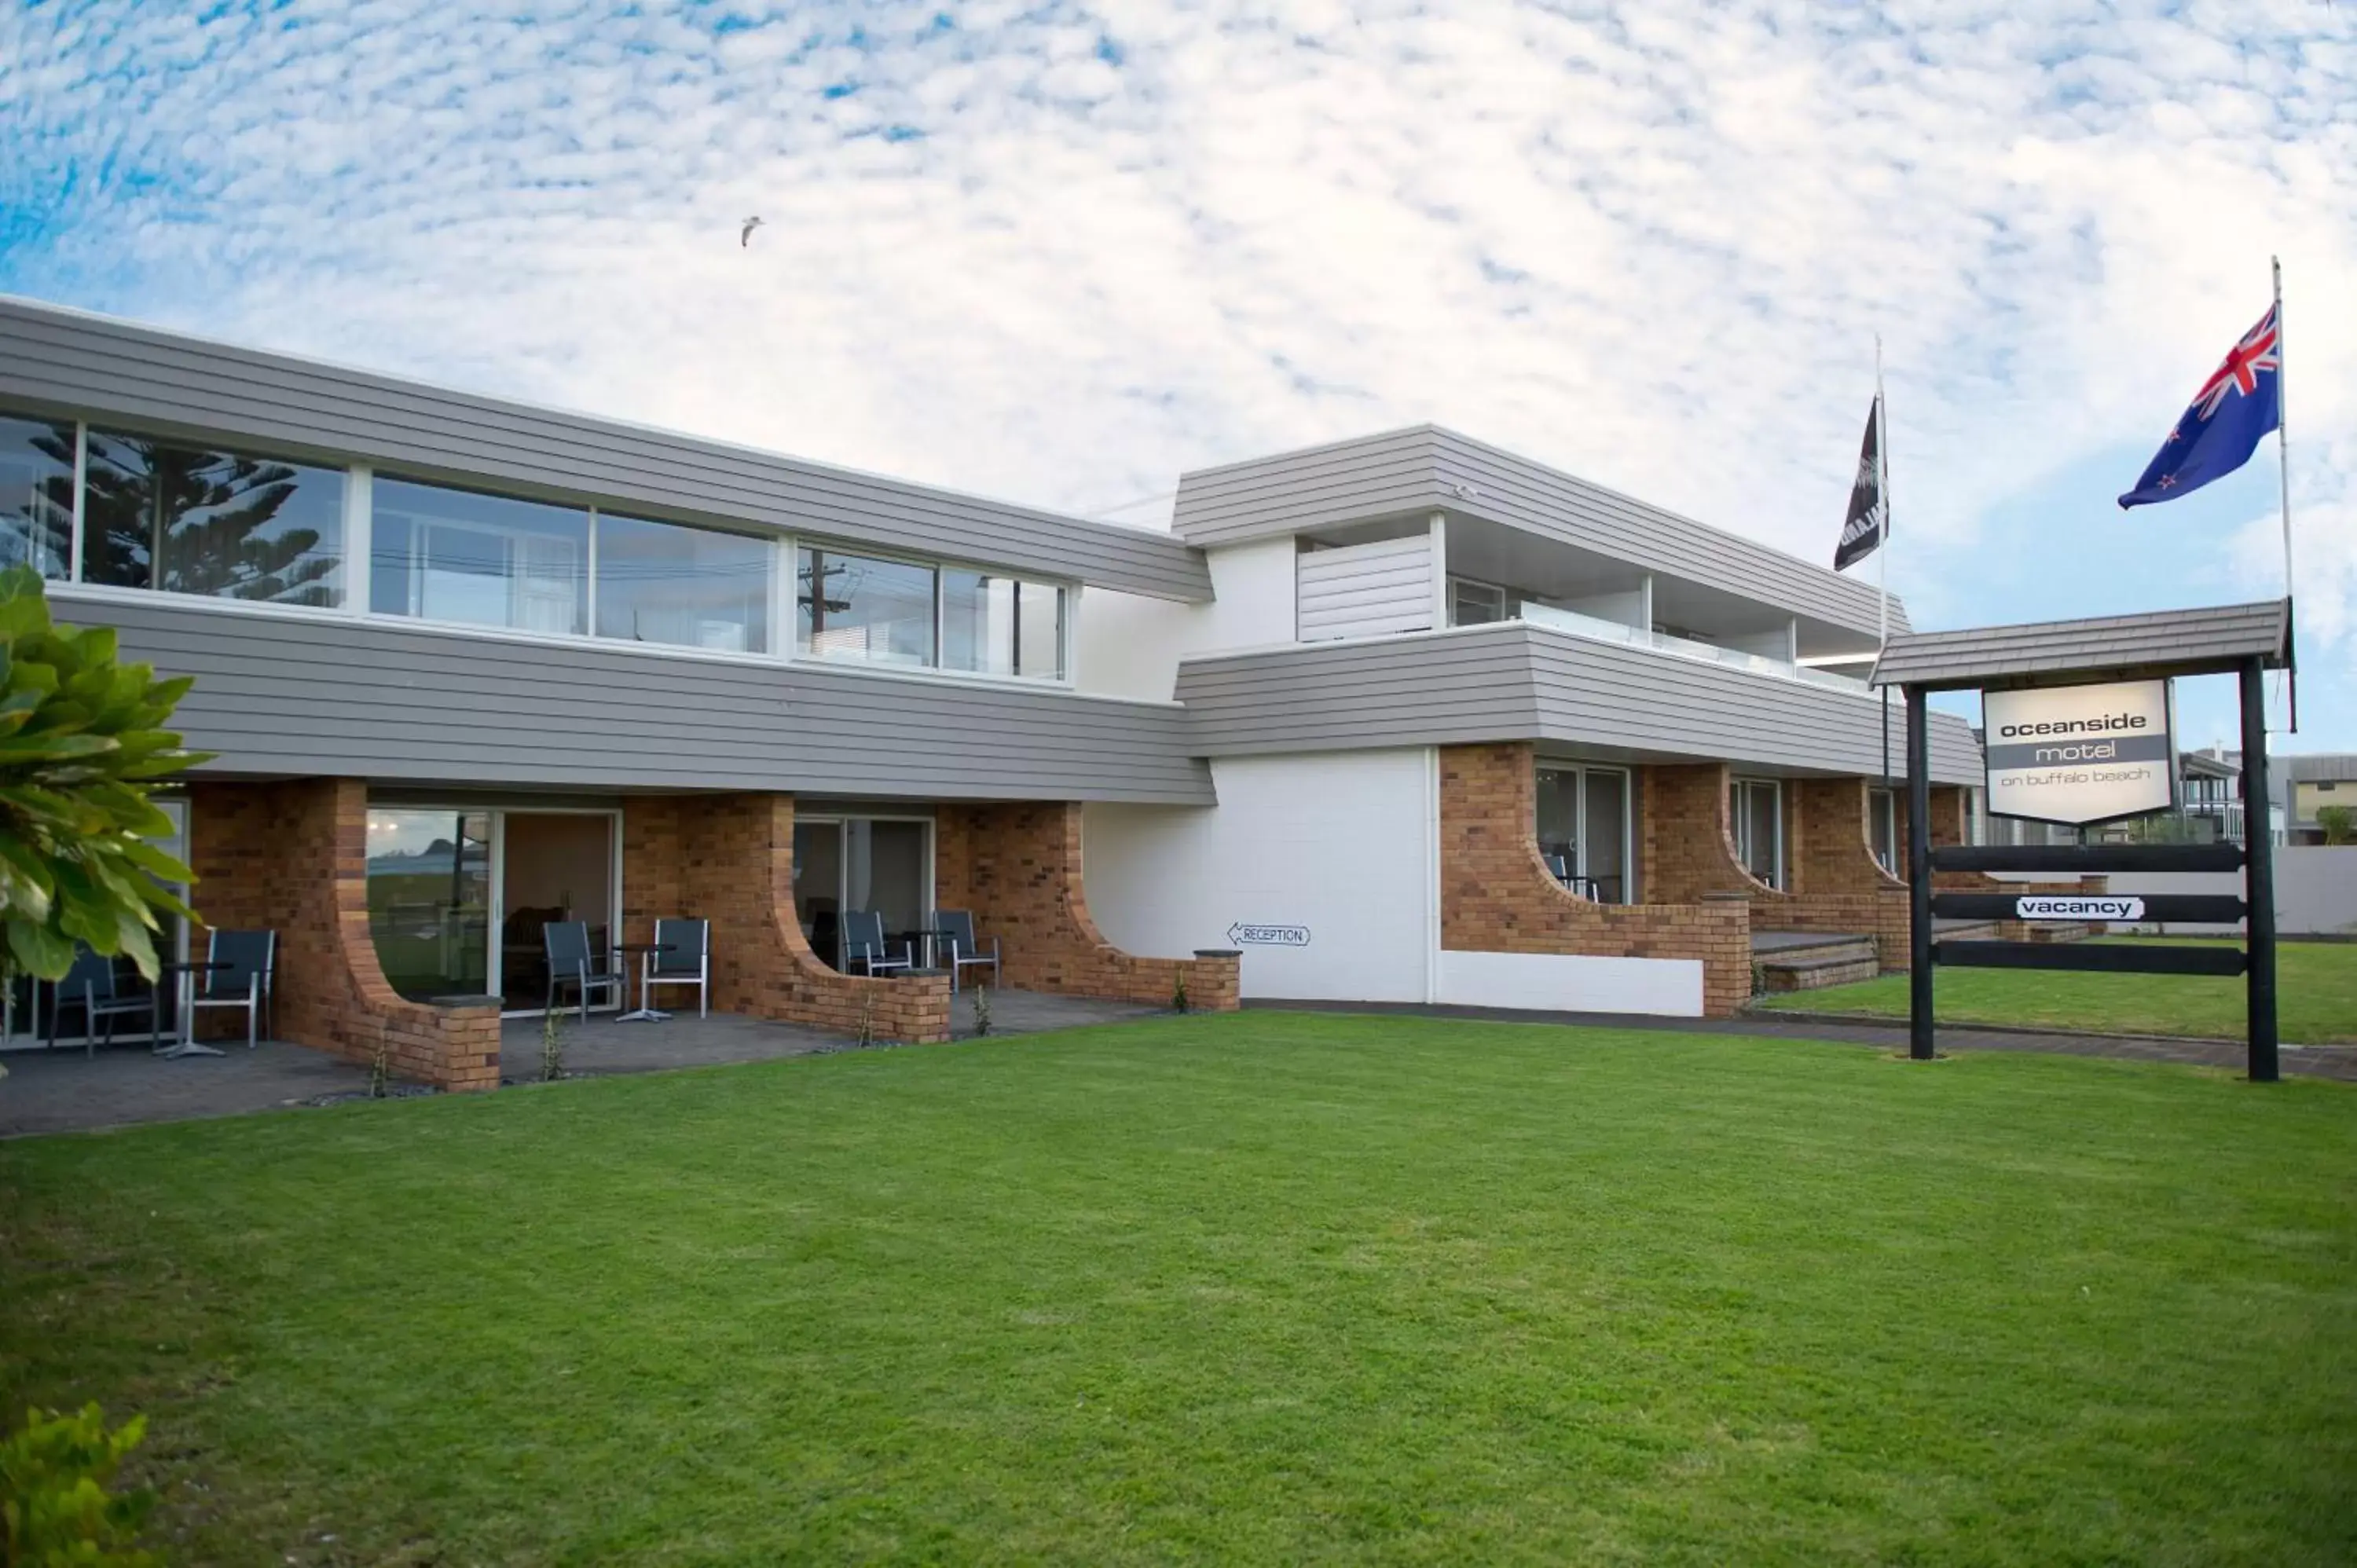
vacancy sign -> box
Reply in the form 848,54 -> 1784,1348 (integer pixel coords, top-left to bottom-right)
1983,679 -> 2174,825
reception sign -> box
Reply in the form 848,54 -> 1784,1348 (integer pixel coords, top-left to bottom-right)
1982,679 -> 2174,825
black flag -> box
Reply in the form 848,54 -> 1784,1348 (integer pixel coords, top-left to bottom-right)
1834,394 -> 1886,572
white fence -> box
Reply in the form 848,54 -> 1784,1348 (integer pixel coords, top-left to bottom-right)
2095,846 -> 2357,936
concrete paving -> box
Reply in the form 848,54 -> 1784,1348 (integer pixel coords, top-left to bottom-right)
1,989 -> 1169,1139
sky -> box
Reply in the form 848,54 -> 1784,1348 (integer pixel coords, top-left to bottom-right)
3,0 -> 2352,753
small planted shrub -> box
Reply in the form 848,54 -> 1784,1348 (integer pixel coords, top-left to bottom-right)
970,983 -> 992,1038
0,1403 -> 159,1566
2320,804 -> 2355,846
856,987 -> 877,1049
540,1009 -> 566,1083
1171,969 -> 1190,1014
368,1019 -> 391,1099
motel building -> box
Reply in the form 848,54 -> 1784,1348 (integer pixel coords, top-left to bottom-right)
0,297 -> 1998,1090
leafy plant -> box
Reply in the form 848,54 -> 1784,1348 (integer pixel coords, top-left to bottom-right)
0,1403 -> 159,1566
2319,804 -> 2355,846
856,987 -> 877,1049
368,1019 -> 391,1100
540,1009 -> 566,1083
970,984 -> 992,1038
1171,970 -> 1189,1015
0,567 -> 208,987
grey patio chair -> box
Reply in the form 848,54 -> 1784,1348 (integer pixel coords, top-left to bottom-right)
933,910 -> 999,995
190,929 -> 276,1048
544,919 -> 625,1023
841,910 -> 912,977
643,917 -> 711,1018
48,944 -> 159,1057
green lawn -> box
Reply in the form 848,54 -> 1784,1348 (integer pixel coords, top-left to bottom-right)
5,1014 -> 2355,1565
1756,938 -> 2357,1043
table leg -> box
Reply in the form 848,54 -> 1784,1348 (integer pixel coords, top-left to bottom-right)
155,968 -> 225,1059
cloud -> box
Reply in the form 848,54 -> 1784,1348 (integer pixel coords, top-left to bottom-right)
2,0 -> 2352,680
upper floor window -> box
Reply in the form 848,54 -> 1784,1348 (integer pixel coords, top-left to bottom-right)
0,414 -> 75,581
372,478 -> 587,636
798,548 -> 934,668
1450,577 -> 1512,627
943,569 -> 1065,680
597,511 -> 771,654
82,428 -> 346,607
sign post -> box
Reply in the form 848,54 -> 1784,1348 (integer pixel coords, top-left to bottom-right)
1874,601 -> 2291,1081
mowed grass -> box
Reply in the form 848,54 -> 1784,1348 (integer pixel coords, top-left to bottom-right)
1755,938 -> 2357,1042
4,1014 -> 2355,1566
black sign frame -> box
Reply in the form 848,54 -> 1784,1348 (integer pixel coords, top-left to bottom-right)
1903,658 -> 2280,1081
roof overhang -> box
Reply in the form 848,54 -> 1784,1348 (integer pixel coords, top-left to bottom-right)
1870,599 -> 2293,694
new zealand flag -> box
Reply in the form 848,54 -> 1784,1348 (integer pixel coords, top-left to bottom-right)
2118,302 -> 2281,508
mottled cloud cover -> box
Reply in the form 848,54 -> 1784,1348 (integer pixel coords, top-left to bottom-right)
3,1 -> 2352,683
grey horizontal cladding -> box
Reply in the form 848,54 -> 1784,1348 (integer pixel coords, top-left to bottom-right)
2287,753 -> 2357,782
1171,425 -> 1904,641
1175,623 -> 1981,784
0,297 -> 1211,603
1873,599 -> 2291,691
64,596 -> 1213,804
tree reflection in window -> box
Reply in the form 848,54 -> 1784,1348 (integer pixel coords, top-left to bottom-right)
80,430 -> 344,606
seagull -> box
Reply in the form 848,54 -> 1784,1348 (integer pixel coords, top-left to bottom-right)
740,216 -> 764,247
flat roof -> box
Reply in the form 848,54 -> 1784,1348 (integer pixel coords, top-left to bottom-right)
1871,599 -> 2293,692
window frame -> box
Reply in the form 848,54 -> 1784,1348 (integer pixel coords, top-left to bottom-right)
1534,760 -> 1634,904
1730,776 -> 1785,891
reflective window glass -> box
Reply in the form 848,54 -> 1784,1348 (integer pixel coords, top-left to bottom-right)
81,429 -> 345,606
797,548 -> 934,667
372,478 -> 588,636
0,413 -> 75,580
942,569 -> 1065,680
596,512 -> 772,653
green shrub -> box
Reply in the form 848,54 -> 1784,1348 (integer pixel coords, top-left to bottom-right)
2319,804 -> 2355,846
0,566 -> 208,985
0,1403 -> 159,1566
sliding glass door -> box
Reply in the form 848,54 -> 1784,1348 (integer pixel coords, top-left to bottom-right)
791,816 -> 932,969
365,806 -> 620,1012
1730,779 -> 1784,890
1534,764 -> 1632,903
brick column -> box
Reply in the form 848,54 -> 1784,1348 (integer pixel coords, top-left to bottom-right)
621,795 -> 951,1042
1441,745 -> 1750,1017
934,801 -> 1241,1010
187,780 -> 501,1092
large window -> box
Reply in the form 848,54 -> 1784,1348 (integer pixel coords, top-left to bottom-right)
797,548 -> 935,667
941,569 -> 1065,680
596,511 -> 772,653
0,413 -> 76,580
81,428 -> 346,606
372,478 -> 588,635
1731,778 -> 1783,890
1536,762 -> 1632,903
1871,787 -> 1897,875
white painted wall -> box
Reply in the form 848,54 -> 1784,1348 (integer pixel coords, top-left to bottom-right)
1083,749 -> 1436,1002
1073,586 -> 1195,702
1435,951 -> 1704,1017
2102,847 -> 2357,935
1072,537 -> 1299,701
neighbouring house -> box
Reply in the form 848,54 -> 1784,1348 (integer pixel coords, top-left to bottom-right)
0,295 -> 1991,1086
2281,754 -> 2357,844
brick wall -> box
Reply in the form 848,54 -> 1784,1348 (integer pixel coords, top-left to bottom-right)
1643,764 -> 1912,967
187,779 -> 502,1092
1440,744 -> 1751,1017
935,802 -> 1241,1011
621,794 -> 951,1042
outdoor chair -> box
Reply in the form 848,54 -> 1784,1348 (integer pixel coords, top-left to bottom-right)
189,929 -> 276,1049
544,919 -> 625,1023
47,944 -> 159,1057
841,910 -> 912,977
643,917 -> 711,1018
933,910 -> 1000,995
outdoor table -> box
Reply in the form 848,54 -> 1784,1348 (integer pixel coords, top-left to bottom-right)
614,942 -> 676,1023
155,959 -> 230,1059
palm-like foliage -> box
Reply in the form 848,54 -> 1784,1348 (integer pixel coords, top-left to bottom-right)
0,566 -> 208,981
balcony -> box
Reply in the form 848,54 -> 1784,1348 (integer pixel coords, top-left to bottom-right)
1514,602 -> 1871,695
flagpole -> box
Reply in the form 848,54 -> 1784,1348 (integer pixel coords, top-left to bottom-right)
2274,255 -> 2297,736
1876,335 -> 1891,792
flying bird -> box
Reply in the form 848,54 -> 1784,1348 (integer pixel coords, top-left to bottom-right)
740,216 -> 764,247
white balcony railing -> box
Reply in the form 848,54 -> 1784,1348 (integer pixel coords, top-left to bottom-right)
1513,602 -> 1871,694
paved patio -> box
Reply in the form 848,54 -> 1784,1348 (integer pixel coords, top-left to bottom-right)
0,989 -> 1163,1139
